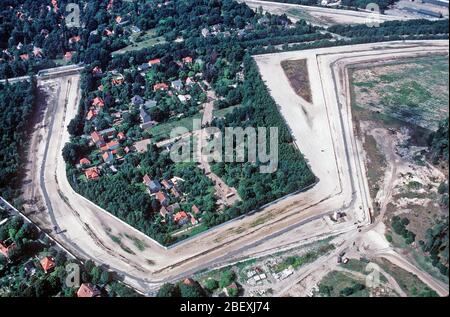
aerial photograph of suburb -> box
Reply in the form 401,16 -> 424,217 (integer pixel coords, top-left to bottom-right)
0,0 -> 448,302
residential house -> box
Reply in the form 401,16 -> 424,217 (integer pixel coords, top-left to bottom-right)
112,74 -> 124,85
33,46 -> 43,58
19,54 -> 29,61
167,203 -> 181,214
185,77 -> 195,86
161,179 -> 173,190
159,206 -> 170,218
190,214 -> 198,225
92,97 -> 105,107
92,66 -> 103,76
40,256 -> 56,273
24,260 -> 36,277
77,283 -> 101,297
140,106 -> 154,130
138,63 -> 150,71
86,109 -> 97,121
192,205 -> 201,215
171,79 -> 183,91
153,83 -> 169,92
182,56 -> 193,64
0,241 -> 16,258
201,28 -> 210,37
102,151 -> 114,163
178,94 -> 191,103
170,187 -> 181,199
156,191 -> 169,206
149,58 -> 161,67
148,180 -> 162,194
173,211 -> 189,225
118,132 -> 126,141
145,100 -> 157,108
85,167 -> 100,180
105,140 -> 120,151
99,128 -> 116,139
91,131 -> 105,147
79,158 -> 91,166
132,95 -> 144,106
143,174 -> 152,187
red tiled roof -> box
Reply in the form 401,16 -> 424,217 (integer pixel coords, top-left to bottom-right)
77,283 -> 100,298
40,256 -> 55,273
182,56 -> 193,64
149,58 -> 161,65
86,109 -> 97,121
143,174 -> 151,185
92,97 -> 104,107
173,211 -> 188,223
156,191 -> 168,204
153,83 -> 169,91
192,205 -> 200,214
80,158 -> 91,165
91,131 -> 102,143
118,132 -> 126,140
0,242 -> 16,257
85,167 -> 100,180
20,54 -> 29,61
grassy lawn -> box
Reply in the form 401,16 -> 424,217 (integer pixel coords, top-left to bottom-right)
112,29 -> 166,56
213,105 -> 241,118
149,113 -> 202,140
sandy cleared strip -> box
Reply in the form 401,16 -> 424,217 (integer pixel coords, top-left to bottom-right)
240,0 -> 413,26
31,41 -> 448,295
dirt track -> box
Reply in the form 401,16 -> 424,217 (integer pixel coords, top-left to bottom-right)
240,0 -> 413,26
21,41 -> 449,295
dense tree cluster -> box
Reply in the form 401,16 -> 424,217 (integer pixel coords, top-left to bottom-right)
0,80 -> 36,200
420,219 -> 449,276
0,216 -> 139,297
429,118 -> 449,165
391,216 -> 416,245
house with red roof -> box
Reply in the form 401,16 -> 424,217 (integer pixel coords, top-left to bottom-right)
91,131 -> 105,147
153,83 -> 169,92
149,58 -> 161,66
118,132 -> 126,141
92,66 -> 103,76
79,158 -> 91,166
0,241 -> 16,258
40,256 -> 56,273
143,174 -> 152,186
156,191 -> 169,206
192,205 -> 201,215
77,283 -> 101,297
182,56 -> 193,64
19,54 -> 29,61
86,109 -> 97,121
173,211 -> 189,225
85,167 -> 100,180
102,151 -> 114,163
92,97 -> 104,107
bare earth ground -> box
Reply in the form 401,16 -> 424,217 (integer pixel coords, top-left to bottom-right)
240,0 -> 413,26
19,41 -> 448,296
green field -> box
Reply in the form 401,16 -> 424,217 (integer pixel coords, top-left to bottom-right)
351,55 -> 449,131
316,271 -> 371,297
149,113 -> 202,140
112,29 -> 166,56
